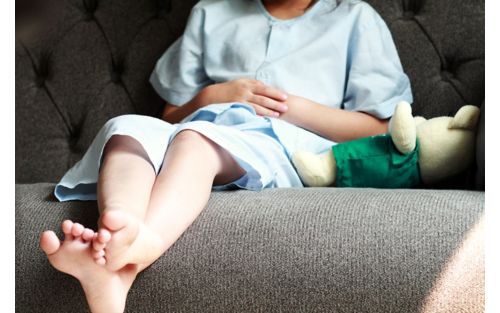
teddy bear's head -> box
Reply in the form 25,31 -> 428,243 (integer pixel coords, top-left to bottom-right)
417,105 -> 480,184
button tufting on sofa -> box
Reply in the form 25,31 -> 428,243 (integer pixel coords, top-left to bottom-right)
402,11 -> 415,20
82,0 -> 98,20
440,70 -> 454,82
69,133 -> 80,149
34,53 -> 50,88
156,7 -> 169,19
110,63 -> 124,83
156,0 -> 172,19
84,11 -> 95,21
401,0 -> 421,20
110,71 -> 121,83
35,76 -> 45,87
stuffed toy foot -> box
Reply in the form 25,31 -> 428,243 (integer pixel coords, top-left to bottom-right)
389,101 -> 417,154
292,150 -> 336,187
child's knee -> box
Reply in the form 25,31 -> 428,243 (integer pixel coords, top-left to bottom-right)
172,130 -> 217,151
103,135 -> 145,156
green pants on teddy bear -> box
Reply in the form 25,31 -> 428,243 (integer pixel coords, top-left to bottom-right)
332,134 -> 421,188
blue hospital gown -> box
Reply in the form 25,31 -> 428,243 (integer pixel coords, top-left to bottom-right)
54,0 -> 413,201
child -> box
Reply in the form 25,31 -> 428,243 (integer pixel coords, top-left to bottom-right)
39,0 -> 412,312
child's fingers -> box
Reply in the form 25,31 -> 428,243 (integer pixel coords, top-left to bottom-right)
252,84 -> 288,102
247,102 -> 280,117
249,94 -> 288,113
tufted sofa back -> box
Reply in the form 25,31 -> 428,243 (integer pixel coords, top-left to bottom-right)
15,0 -> 484,183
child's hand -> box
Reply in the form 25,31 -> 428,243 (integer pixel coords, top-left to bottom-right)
204,78 -> 289,117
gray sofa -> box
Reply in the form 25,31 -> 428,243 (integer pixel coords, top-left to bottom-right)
16,0 -> 485,312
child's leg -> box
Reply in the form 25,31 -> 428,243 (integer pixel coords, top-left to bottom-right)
41,130 -> 246,313
90,135 -> 163,268
96,130 -> 246,271
41,134 -> 161,312
141,129 -> 246,270
97,135 -> 157,219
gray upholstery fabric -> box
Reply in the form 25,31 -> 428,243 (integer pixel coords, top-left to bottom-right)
15,0 -> 485,183
16,184 -> 484,313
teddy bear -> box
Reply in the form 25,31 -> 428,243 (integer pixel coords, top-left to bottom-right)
291,101 -> 480,188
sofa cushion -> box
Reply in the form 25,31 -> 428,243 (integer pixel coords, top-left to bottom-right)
16,184 -> 484,312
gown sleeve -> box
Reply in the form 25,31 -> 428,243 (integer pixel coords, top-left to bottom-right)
343,4 -> 413,119
149,7 -> 212,106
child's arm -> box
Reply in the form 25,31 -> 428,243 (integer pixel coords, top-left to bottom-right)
278,4 -> 411,143
161,87 -> 213,124
162,78 -> 289,124
280,94 -> 388,143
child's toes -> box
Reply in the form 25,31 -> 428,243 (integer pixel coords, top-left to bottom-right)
40,231 -> 61,255
61,220 -> 73,235
71,223 -> 85,237
92,249 -> 105,260
95,256 -> 106,266
81,228 -> 95,241
61,220 -> 74,241
92,235 -> 106,251
98,229 -> 112,244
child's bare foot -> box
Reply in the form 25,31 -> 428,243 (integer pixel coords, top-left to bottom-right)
40,220 -> 138,313
92,210 -> 164,271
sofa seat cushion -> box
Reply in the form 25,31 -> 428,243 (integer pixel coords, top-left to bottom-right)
16,184 -> 484,313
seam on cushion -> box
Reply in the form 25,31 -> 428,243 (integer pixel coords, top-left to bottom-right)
123,15 -> 174,62
110,7 -> 192,115
17,41 -> 74,136
411,16 -> 448,70
44,20 -> 84,55
446,58 -> 484,105
152,15 -> 178,43
91,16 -> 140,114
411,16 -> 470,104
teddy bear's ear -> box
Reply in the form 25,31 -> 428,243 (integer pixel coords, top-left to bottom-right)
448,105 -> 480,130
